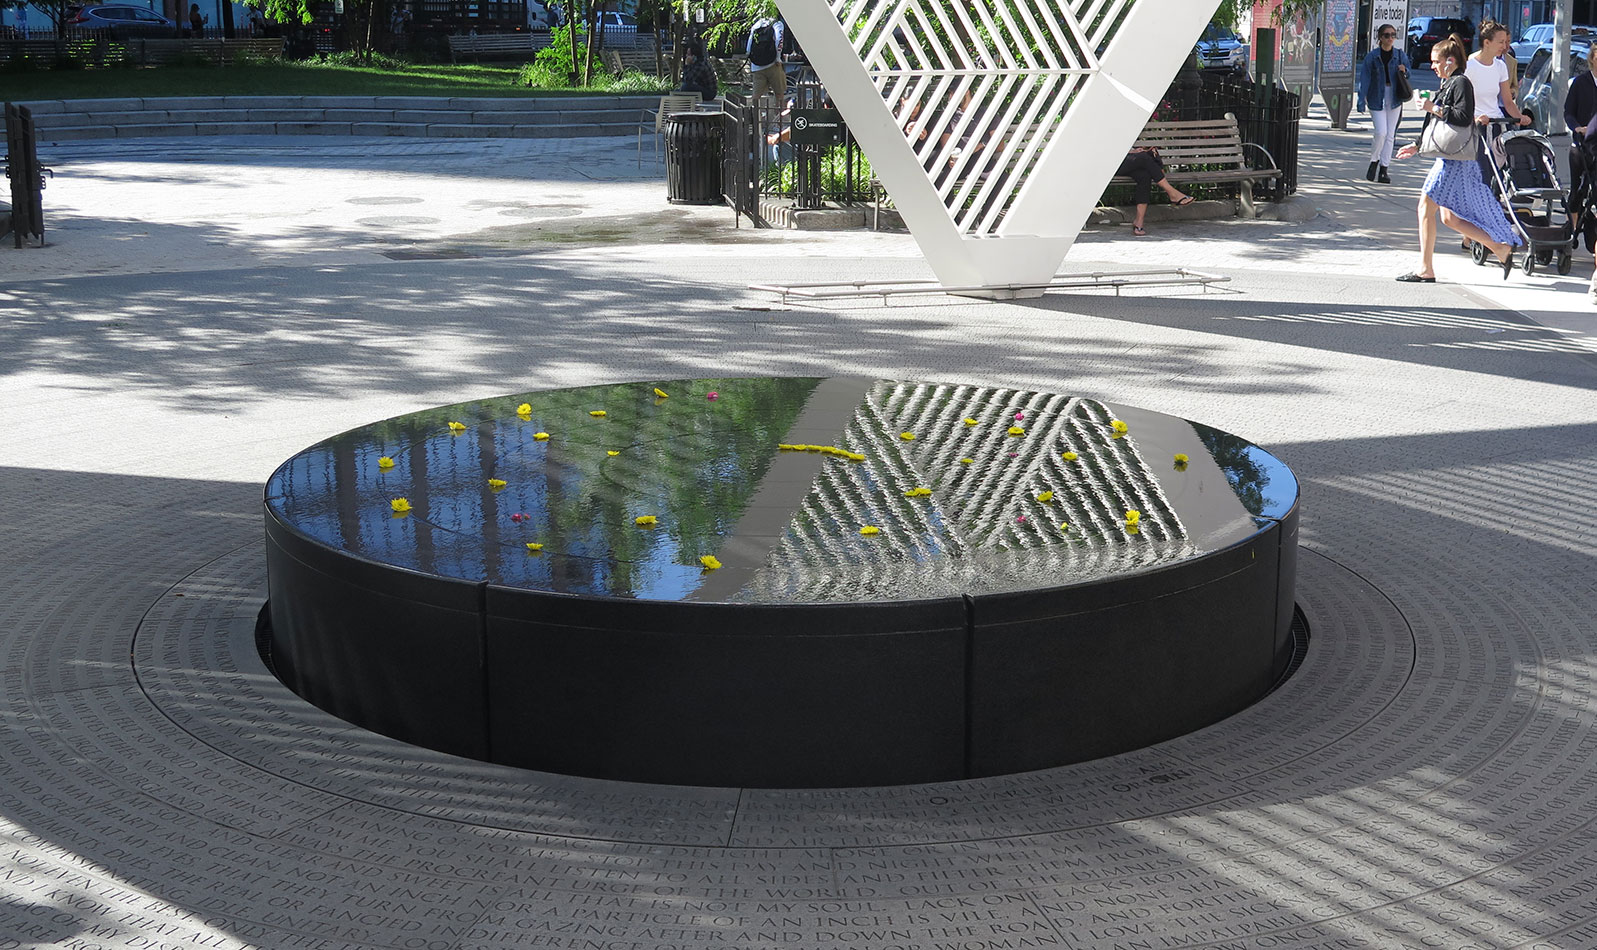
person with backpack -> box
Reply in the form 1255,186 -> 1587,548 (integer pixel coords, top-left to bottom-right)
747,17 -> 786,101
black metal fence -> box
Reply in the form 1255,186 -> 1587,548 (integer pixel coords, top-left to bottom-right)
722,82 -> 873,223
720,71 -> 1300,224
1163,71 -> 1301,199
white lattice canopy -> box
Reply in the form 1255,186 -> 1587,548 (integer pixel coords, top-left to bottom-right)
779,0 -> 1221,291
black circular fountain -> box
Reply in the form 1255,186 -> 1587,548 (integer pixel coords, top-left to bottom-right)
263,377 -> 1299,788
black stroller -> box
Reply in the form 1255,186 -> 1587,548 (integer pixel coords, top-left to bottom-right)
1472,122 -> 1577,276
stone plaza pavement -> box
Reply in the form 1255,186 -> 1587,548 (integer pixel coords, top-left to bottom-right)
3,103 -> 1597,950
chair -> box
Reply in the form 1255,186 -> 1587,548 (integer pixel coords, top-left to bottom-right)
638,93 -> 702,167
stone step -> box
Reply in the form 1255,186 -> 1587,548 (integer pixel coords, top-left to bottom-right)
20,95 -> 658,141
35,119 -> 638,142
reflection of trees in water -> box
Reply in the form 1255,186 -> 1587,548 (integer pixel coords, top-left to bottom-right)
1192,424 -> 1270,516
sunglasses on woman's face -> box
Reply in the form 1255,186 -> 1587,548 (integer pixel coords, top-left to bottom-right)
1380,32 -> 1396,38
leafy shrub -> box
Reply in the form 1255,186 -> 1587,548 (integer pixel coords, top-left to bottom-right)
599,69 -> 672,93
313,49 -> 409,69
520,22 -> 584,86
763,144 -> 874,201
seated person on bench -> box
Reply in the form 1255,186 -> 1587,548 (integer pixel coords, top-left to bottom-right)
1117,146 -> 1194,236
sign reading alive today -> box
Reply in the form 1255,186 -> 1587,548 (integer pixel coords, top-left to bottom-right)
1370,0 -> 1409,50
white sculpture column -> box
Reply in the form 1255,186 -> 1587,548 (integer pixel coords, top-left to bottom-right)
779,0 -> 1222,294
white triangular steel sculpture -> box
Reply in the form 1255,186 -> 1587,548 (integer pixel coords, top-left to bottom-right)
778,0 -> 1221,291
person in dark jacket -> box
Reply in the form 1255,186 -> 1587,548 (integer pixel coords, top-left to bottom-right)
1393,36 -> 1519,282
1357,24 -> 1412,183
678,40 -> 718,102
1565,47 -> 1597,204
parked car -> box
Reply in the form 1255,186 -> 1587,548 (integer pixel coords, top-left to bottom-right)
594,11 -> 635,33
1195,22 -> 1247,72
1519,37 -> 1592,134
1512,23 -> 1596,74
1514,23 -> 1557,63
527,0 -> 558,29
69,3 -> 177,31
1408,16 -> 1473,66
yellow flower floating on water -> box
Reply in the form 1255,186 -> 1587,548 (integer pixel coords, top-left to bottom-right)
487,478 -> 507,490
590,410 -> 607,417
1174,453 -> 1189,464
1062,451 -> 1078,461
859,526 -> 881,536
516,403 -> 532,416
699,555 -> 722,570
377,456 -> 395,470
525,542 -> 544,553
1036,491 -> 1054,503
964,418 -> 978,427
1110,420 -> 1128,438
900,432 -> 916,441
1008,426 -> 1025,437
904,487 -> 932,498
1124,509 -> 1141,526
960,457 -> 974,465
607,450 -> 620,457
447,421 -> 467,433
635,515 -> 657,527
1060,521 -> 1070,531
389,498 -> 411,513
534,432 -> 550,441
778,444 -> 864,461
653,388 -> 670,399
1126,525 -> 1141,536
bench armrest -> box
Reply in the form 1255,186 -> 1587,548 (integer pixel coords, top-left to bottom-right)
1240,141 -> 1279,174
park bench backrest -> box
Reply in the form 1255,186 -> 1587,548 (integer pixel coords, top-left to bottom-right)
1132,117 -> 1248,170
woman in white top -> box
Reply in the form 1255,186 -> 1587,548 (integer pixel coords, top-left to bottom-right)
1464,21 -> 1531,127
1460,20 -> 1531,249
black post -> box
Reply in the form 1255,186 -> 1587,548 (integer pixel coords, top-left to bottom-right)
4,104 -> 48,248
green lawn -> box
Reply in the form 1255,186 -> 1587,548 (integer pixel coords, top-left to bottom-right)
3,62 -> 627,101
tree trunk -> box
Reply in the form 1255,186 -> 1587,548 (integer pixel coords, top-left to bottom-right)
567,0 -> 580,84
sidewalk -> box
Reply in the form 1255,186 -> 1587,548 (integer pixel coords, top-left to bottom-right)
6,100 -> 1597,950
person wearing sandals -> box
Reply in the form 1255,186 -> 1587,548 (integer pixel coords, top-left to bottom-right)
1357,23 -> 1411,183
1393,35 -> 1519,282
1116,147 -> 1194,236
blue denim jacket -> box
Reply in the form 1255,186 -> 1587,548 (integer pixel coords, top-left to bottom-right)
1358,47 -> 1413,111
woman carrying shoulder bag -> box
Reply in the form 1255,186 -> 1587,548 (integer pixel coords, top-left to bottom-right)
1393,35 -> 1520,282
1357,23 -> 1412,183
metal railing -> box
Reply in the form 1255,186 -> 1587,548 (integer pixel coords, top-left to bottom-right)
723,82 -> 873,224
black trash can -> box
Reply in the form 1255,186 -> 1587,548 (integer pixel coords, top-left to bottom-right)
665,111 -> 724,205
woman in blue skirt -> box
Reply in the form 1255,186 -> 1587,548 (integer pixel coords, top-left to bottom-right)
1393,35 -> 1520,282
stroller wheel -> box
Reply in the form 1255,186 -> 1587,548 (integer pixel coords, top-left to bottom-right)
1471,242 -> 1489,265
1559,252 -> 1574,276
1522,254 -> 1537,276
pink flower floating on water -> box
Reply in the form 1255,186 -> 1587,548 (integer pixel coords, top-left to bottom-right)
1014,412 -> 1025,420
511,513 -> 524,523
706,391 -> 719,401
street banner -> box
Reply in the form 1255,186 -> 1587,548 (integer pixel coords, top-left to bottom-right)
1370,0 -> 1409,51
1322,0 -> 1358,128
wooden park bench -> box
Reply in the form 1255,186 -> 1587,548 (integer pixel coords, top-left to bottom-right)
0,35 -> 281,67
447,31 -> 544,64
1113,114 -> 1280,216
